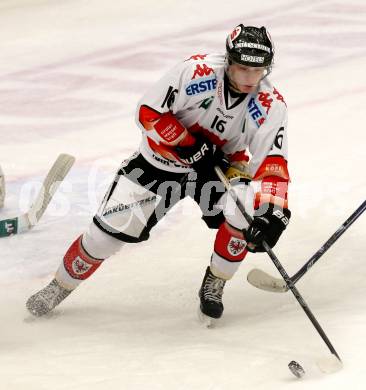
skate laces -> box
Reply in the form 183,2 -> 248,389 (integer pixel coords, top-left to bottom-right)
203,273 -> 225,303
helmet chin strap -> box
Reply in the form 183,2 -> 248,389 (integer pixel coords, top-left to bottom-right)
260,66 -> 272,80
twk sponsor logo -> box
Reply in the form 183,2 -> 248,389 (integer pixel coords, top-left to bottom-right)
248,97 -> 266,127
186,76 -> 217,96
227,237 -> 246,256
103,196 -> 157,217
0,218 -> 17,237
5,221 -> 16,234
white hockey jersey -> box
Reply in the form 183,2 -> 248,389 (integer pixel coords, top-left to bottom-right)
135,53 -> 290,205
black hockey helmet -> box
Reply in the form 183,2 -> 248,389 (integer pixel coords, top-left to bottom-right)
226,24 -> 274,68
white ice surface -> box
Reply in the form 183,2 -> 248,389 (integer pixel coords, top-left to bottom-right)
1,1 -> 366,389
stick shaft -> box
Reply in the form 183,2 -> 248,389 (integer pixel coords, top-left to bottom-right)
291,200 -> 366,284
214,166 -> 342,361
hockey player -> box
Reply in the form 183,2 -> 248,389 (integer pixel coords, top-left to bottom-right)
26,25 -> 291,323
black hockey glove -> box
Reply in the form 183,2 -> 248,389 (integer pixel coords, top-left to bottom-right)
175,134 -> 214,173
245,203 -> 291,253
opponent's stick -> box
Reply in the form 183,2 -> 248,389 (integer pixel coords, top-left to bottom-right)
0,154 -> 75,237
247,200 -> 366,292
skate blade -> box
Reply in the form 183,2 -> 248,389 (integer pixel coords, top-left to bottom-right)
197,307 -> 218,328
24,310 -> 60,323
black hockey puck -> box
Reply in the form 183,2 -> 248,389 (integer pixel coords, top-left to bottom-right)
288,360 -> 305,378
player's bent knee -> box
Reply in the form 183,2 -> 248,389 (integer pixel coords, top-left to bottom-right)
93,215 -> 153,243
220,183 -> 255,230
201,211 -> 225,229
83,222 -> 124,259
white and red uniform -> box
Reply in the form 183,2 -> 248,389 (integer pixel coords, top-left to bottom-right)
56,53 -> 290,289
137,53 -> 289,208
136,53 -> 290,279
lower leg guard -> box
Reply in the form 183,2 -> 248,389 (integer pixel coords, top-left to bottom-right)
55,223 -> 125,290
56,235 -> 104,290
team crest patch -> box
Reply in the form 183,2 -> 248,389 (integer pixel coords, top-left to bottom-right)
72,256 -> 93,276
227,237 -> 246,256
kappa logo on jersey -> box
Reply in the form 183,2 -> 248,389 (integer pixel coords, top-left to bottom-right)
227,237 -> 246,256
258,92 -> 273,114
185,76 -> 217,96
273,87 -> 287,106
248,97 -> 266,128
185,54 -> 207,61
191,64 -> 214,79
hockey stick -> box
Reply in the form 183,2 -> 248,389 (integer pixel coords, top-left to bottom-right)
247,200 -> 366,292
215,166 -> 343,371
0,154 -> 75,237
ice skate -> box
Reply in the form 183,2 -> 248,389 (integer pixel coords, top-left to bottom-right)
26,278 -> 73,317
198,266 -> 226,327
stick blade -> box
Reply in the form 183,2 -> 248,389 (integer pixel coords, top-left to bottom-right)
316,354 -> 343,374
247,268 -> 288,293
27,154 -> 75,225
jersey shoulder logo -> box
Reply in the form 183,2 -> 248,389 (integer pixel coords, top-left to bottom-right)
185,63 -> 217,96
191,64 -> 214,79
273,87 -> 287,106
185,54 -> 208,62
